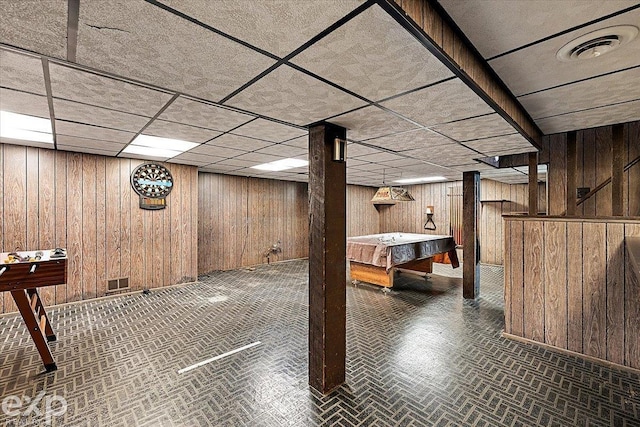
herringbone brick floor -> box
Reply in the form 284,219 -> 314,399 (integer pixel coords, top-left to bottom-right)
0,261 -> 638,426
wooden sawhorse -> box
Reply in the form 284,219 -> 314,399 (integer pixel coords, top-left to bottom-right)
0,251 -> 67,372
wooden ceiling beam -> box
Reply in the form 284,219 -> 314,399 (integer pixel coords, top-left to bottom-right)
382,0 -> 543,147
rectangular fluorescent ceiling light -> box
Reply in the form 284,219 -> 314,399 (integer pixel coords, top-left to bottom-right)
0,111 -> 53,143
394,176 -> 446,184
123,134 -> 200,159
251,158 -> 308,172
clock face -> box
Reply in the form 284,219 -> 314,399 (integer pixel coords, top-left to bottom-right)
130,163 -> 174,198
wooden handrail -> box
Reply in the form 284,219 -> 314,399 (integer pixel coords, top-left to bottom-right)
576,155 -> 640,206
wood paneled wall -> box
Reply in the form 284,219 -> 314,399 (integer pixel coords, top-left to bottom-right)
504,216 -> 640,370
197,173 -> 308,274
0,144 -> 198,314
516,120 -> 639,217
197,174 -> 381,274
347,185 -> 379,237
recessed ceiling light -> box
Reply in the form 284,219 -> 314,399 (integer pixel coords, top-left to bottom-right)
556,25 -> 638,61
122,144 -> 183,159
132,134 -> 199,152
251,158 -> 309,172
393,176 -> 446,184
0,111 -> 53,143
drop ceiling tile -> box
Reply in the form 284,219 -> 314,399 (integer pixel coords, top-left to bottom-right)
49,63 -> 173,116
535,99 -> 640,134
282,135 -> 308,149
76,0 -> 276,102
199,164 -> 241,173
170,151 -> 226,164
225,64 -> 366,125
328,106 -> 418,141
353,151 -> 406,163
381,158 -> 428,168
489,9 -> 640,96
402,143 -> 480,166
158,97 -> 254,131
232,152 -> 283,164
365,129 -> 453,152
209,133 -> 274,151
0,50 -> 46,95
439,0 -> 636,59
167,155 -> 218,167
57,144 -> 119,156
143,120 -> 221,143
156,0 -> 365,57
430,113 -> 516,142
254,143 -> 307,157
56,135 -> 126,152
347,143 -> 383,157
291,4 -> 453,100
381,79 -> 494,126
230,118 -> 307,143
0,88 -> 50,118
53,99 -> 149,132
520,67 -> 640,119
0,1 -> 67,59
463,134 -> 535,156
55,121 -> 135,143
189,143 -> 247,158
215,158 -> 259,168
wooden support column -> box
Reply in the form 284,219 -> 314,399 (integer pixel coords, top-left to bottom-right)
463,171 -> 480,299
528,152 -> 538,216
566,131 -> 577,216
308,122 -> 347,394
612,124 -> 624,216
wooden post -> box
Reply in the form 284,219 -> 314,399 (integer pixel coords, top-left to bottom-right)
308,122 -> 347,394
566,131 -> 577,216
612,124 -> 624,216
528,152 -> 538,216
463,171 -> 480,299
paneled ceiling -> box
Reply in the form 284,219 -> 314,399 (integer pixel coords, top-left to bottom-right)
439,0 -> 640,135
1,0 -> 568,187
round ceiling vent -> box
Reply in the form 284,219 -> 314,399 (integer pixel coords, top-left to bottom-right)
556,25 -> 638,61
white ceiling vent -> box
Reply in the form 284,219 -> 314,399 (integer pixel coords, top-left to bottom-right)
556,25 -> 638,61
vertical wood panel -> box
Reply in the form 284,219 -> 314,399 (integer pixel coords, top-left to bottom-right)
96,157 -> 107,296
523,221 -> 544,341
120,159 -> 131,286
606,223 -> 625,365
66,153 -> 83,302
548,134 -> 567,215
54,151 -> 67,305
543,221 -> 567,348
3,146 -> 26,313
566,222 -> 583,353
82,154 -> 97,300
0,146 -> 3,313
510,220 -> 525,336
129,159 -> 144,290
503,219 -> 511,334
105,157 -> 121,282
582,222 -> 607,360
595,127 -> 613,216
582,129 -> 597,217
37,150 -> 56,307
628,122 -> 640,216
625,223 -> 640,369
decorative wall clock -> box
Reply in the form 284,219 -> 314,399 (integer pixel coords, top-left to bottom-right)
130,163 -> 173,210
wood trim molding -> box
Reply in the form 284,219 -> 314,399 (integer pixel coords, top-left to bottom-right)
503,215 -> 640,224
